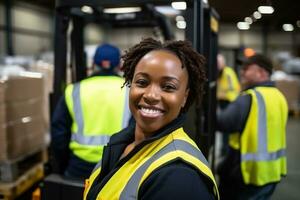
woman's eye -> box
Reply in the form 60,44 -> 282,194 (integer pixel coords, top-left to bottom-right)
135,79 -> 148,87
162,84 -> 177,91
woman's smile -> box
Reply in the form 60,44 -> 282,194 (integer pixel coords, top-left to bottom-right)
138,105 -> 165,118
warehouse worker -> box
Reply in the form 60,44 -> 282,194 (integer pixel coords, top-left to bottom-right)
51,43 -> 131,180
217,53 -> 240,109
216,54 -> 240,157
84,38 -> 219,200
217,54 -> 288,199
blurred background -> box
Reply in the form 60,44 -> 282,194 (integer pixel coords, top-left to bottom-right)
0,0 -> 299,199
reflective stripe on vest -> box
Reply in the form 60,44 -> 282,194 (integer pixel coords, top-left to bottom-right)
71,134 -> 111,146
85,128 -> 219,200
120,139 -> 212,199
226,73 -> 233,91
241,90 -> 286,162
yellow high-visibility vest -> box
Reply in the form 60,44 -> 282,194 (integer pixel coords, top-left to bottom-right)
65,76 -> 130,163
83,128 -> 219,200
217,66 -> 241,102
229,86 -> 288,186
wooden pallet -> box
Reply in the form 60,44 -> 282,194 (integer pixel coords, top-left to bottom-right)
0,148 -> 47,183
0,163 -> 44,200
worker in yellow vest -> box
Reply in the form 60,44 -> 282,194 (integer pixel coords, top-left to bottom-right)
84,38 -> 219,200
51,44 -> 131,180
217,54 -> 288,199
216,54 -> 241,157
217,54 -> 240,108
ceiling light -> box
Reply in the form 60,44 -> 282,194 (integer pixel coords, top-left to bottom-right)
202,0 -> 208,4
258,6 -> 274,14
115,13 -> 136,20
237,22 -> 250,30
176,20 -> 186,29
245,17 -> 253,24
155,6 -> 180,16
171,2 -> 187,10
103,7 -> 141,14
282,24 -> 294,32
81,6 -> 93,14
176,15 -> 185,21
253,11 -> 262,19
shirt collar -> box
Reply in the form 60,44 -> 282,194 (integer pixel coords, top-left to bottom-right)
244,81 -> 275,91
108,114 -> 186,146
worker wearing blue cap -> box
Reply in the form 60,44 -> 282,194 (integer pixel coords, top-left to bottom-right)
51,43 -> 131,180
93,44 -> 121,72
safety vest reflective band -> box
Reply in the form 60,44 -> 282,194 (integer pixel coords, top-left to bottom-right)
240,87 -> 288,186
217,66 -> 240,102
84,128 -> 219,200
71,134 -> 110,146
65,76 -> 130,163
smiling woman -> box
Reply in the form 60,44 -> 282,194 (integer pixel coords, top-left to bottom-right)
83,38 -> 219,200
129,50 -> 189,138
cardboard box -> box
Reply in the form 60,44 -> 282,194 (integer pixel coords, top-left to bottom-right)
0,80 -> 5,103
6,98 -> 43,122
0,101 -> 6,125
0,81 -> 7,161
0,125 -> 7,161
7,116 -> 46,159
0,75 -> 47,161
29,64 -> 53,130
275,78 -> 300,111
4,76 -> 44,102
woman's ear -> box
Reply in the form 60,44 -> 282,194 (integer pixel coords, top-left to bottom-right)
182,88 -> 190,108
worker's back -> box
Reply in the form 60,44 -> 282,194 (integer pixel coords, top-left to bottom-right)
51,43 -> 131,179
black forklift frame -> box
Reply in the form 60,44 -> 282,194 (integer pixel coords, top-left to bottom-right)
202,7 -> 219,169
42,1 -> 219,199
52,0 -> 219,159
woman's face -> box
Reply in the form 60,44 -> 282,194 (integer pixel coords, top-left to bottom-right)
129,50 -> 189,135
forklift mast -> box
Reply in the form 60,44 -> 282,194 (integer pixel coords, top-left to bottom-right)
45,1 -> 219,199
51,0 -> 219,169
51,0 -> 219,158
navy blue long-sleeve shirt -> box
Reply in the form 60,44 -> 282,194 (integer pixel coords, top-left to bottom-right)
50,96 -> 72,174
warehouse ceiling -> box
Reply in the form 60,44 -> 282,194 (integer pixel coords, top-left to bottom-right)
6,0 -> 300,30
209,0 -> 300,30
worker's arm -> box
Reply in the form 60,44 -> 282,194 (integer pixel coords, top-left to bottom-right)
138,161 -> 214,200
217,94 -> 251,133
50,96 -> 72,174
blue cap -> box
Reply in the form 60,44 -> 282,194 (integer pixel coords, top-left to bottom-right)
93,44 -> 120,69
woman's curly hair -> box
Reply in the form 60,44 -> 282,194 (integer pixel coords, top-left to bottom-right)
121,37 -> 207,113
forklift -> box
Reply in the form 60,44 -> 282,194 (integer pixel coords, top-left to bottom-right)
42,1 -> 220,199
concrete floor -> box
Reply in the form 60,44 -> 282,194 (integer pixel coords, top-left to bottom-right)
272,117 -> 300,200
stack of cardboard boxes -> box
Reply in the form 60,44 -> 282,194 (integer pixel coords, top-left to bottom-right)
0,81 -> 7,161
275,76 -> 300,113
0,74 -> 47,162
30,61 -> 53,130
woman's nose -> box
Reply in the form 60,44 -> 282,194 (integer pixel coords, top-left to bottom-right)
143,85 -> 161,104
